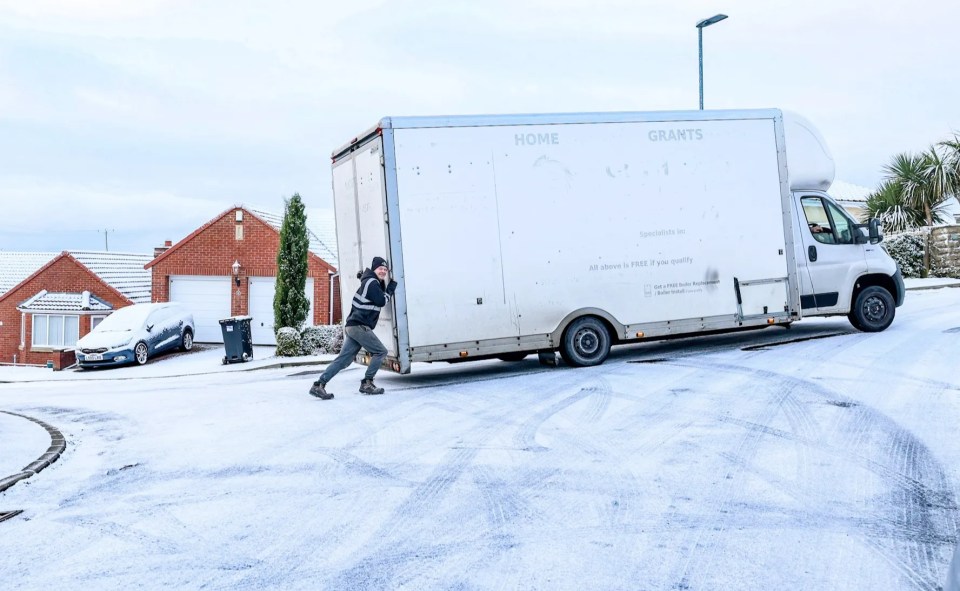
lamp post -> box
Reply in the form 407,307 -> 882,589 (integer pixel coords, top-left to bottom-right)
696,13 -> 728,110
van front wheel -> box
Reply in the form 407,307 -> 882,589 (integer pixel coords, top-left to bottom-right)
850,286 -> 895,332
560,317 -> 611,367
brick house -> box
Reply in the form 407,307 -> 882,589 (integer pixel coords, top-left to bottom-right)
0,251 -> 152,368
145,206 -> 340,345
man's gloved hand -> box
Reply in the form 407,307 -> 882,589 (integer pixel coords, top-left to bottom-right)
386,280 -> 398,296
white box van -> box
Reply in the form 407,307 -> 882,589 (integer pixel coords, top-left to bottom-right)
331,109 -> 904,373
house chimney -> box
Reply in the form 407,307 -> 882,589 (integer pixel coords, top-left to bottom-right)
154,240 -> 173,258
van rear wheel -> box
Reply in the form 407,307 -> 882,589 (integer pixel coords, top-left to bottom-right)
560,317 -> 611,367
850,286 -> 895,332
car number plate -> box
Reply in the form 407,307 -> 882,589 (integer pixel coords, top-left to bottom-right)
85,354 -> 103,361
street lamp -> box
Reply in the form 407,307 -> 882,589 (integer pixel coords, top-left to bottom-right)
696,13 -> 728,110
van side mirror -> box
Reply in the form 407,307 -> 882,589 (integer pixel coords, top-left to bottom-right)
868,218 -> 883,244
854,219 -> 883,245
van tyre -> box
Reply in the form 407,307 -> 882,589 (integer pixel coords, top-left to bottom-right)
850,286 -> 895,332
560,317 -> 611,367
134,342 -> 149,365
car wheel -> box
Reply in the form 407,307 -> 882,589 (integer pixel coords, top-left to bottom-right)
134,342 -> 149,365
559,316 -> 611,367
181,330 -> 194,351
851,286 -> 895,332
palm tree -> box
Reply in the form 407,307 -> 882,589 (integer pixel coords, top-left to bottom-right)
881,148 -> 957,273
862,180 -> 928,232
939,134 -> 960,200
884,146 -> 952,226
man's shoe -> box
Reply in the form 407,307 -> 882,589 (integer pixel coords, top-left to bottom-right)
309,381 -> 334,400
359,379 -> 384,395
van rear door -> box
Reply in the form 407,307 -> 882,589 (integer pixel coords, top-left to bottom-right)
331,136 -> 400,361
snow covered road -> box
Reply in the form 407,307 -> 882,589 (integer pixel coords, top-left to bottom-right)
1,288 -> 959,590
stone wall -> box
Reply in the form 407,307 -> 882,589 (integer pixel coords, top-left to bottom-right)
930,225 -> 960,278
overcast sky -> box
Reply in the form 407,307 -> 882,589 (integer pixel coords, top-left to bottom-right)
1,0 -> 958,254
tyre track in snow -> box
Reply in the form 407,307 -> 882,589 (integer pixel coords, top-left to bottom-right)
655,358 -> 822,590
507,363 -> 793,590
510,377 -> 645,544
664,358 -> 956,591
455,368 -> 707,589
212,385 -> 502,590
838,406 -> 956,591
705,360 -> 953,591
207,389 -> 471,589
313,370 -> 608,590
372,365 -> 723,590
827,325 -> 959,591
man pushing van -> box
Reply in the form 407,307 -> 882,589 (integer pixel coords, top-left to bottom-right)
309,256 -> 397,400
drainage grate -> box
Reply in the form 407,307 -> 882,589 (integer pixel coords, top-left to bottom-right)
826,400 -> 858,408
741,332 -> 846,351
287,369 -> 322,377
0,510 -> 23,523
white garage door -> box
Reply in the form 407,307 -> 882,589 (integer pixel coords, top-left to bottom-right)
169,276 -> 232,343
248,277 -> 315,345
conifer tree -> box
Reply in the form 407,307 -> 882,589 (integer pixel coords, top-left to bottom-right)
274,193 -> 310,336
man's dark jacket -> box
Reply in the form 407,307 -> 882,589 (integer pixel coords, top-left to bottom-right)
346,269 -> 397,329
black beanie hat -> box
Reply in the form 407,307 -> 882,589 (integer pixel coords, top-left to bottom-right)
371,256 -> 389,271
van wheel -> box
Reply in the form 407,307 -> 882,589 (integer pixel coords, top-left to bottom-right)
134,342 -> 149,365
560,317 -> 611,367
850,286 -> 895,332
181,330 -> 194,351
846,312 -> 863,331
497,352 -> 528,362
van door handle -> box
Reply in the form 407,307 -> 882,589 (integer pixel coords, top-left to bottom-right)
808,245 -> 818,262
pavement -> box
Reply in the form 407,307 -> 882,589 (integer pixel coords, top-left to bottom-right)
903,277 -> 960,290
1,276 -> 958,496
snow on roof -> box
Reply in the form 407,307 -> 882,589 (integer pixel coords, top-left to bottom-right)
0,251 -> 58,296
309,209 -> 339,263
17,290 -> 113,313
830,180 -> 874,203
70,251 -> 153,304
247,208 -> 338,264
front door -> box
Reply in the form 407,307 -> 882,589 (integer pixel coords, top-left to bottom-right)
796,194 -> 865,314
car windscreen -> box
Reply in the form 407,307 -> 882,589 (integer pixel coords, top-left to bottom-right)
93,306 -> 155,332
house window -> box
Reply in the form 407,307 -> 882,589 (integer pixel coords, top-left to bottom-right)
32,315 -> 80,348
91,315 -> 107,331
